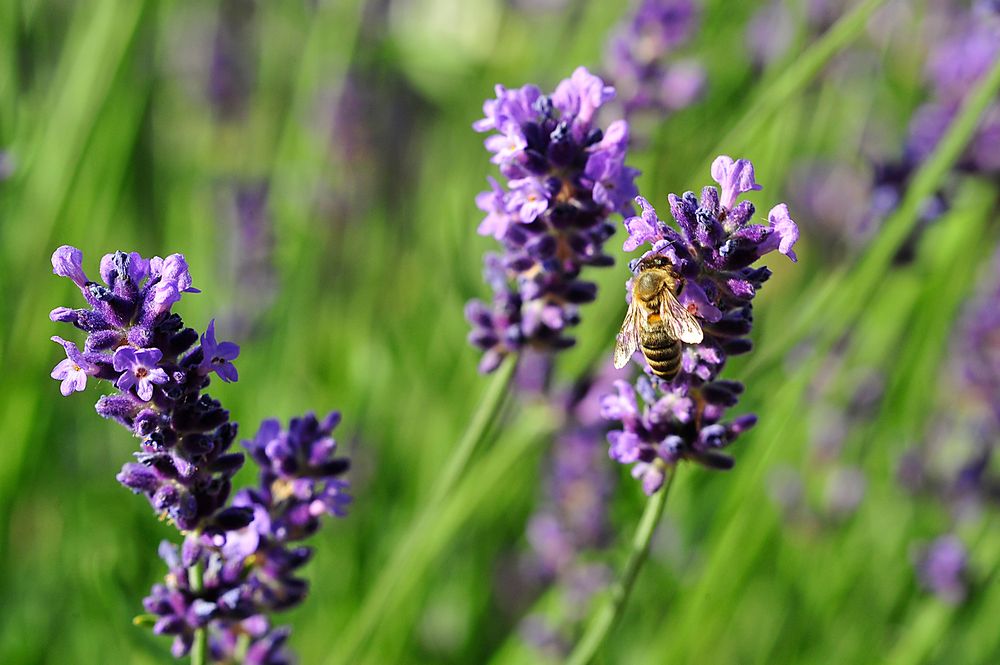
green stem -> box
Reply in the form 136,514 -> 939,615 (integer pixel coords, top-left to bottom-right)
566,466 -> 677,665
189,561 -> 207,665
325,355 -> 518,665
698,0 -> 889,168
427,355 -> 517,508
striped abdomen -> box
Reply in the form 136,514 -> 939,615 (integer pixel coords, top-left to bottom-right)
639,325 -> 682,380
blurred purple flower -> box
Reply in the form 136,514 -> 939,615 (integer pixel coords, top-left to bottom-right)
745,1 -> 796,67
605,0 -> 706,117
206,0 -> 258,121
915,535 -> 969,604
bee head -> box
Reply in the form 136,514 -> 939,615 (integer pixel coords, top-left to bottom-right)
635,254 -> 674,273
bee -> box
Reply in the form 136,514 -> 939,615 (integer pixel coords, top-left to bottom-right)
614,255 -> 703,380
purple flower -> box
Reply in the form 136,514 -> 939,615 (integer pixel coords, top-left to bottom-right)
915,536 -> 969,604
113,347 -> 169,401
205,0 -> 257,121
476,177 -> 512,240
552,66 -> 616,131
51,245 -> 89,288
50,336 -> 98,395
605,0 -> 705,118
761,204 -> 799,262
466,67 -> 639,372
605,157 -> 798,490
200,319 -> 240,383
711,155 -> 763,212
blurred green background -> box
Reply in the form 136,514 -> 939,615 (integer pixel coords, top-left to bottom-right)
1,0 -> 999,663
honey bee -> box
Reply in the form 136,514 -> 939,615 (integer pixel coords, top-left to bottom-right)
614,255 -> 703,380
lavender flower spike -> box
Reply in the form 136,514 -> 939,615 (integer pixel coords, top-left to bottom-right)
602,157 -> 798,492
466,66 -> 640,372
48,246 -> 352,662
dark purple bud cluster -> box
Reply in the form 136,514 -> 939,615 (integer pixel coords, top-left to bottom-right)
605,0 -> 705,117
49,247 -> 350,662
465,67 -> 640,373
602,157 -> 799,493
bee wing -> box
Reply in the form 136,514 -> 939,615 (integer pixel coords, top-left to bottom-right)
661,290 -> 704,344
613,302 -> 641,369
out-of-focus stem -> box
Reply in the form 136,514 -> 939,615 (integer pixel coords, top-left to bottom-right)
566,466 -> 677,665
427,355 -> 517,508
325,355 -> 518,665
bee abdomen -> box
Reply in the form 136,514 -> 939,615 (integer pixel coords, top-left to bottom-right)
640,337 -> 682,380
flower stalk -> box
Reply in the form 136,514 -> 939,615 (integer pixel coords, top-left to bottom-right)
566,467 -> 676,665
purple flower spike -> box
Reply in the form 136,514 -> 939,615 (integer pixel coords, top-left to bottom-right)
113,346 -> 168,401
51,245 -> 89,288
711,155 -> 762,211
466,67 -> 639,371
200,320 -> 240,383
50,336 -> 97,395
48,244 -> 355,663
602,158 -> 798,489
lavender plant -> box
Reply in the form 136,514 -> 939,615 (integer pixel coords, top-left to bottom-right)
466,66 -> 640,373
605,0 -> 706,119
863,2 -> 999,255
899,249 -> 1000,603
48,246 -> 350,663
517,365 -> 618,658
206,0 -> 258,122
220,180 -> 277,339
602,156 -> 798,493
564,157 -> 798,665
